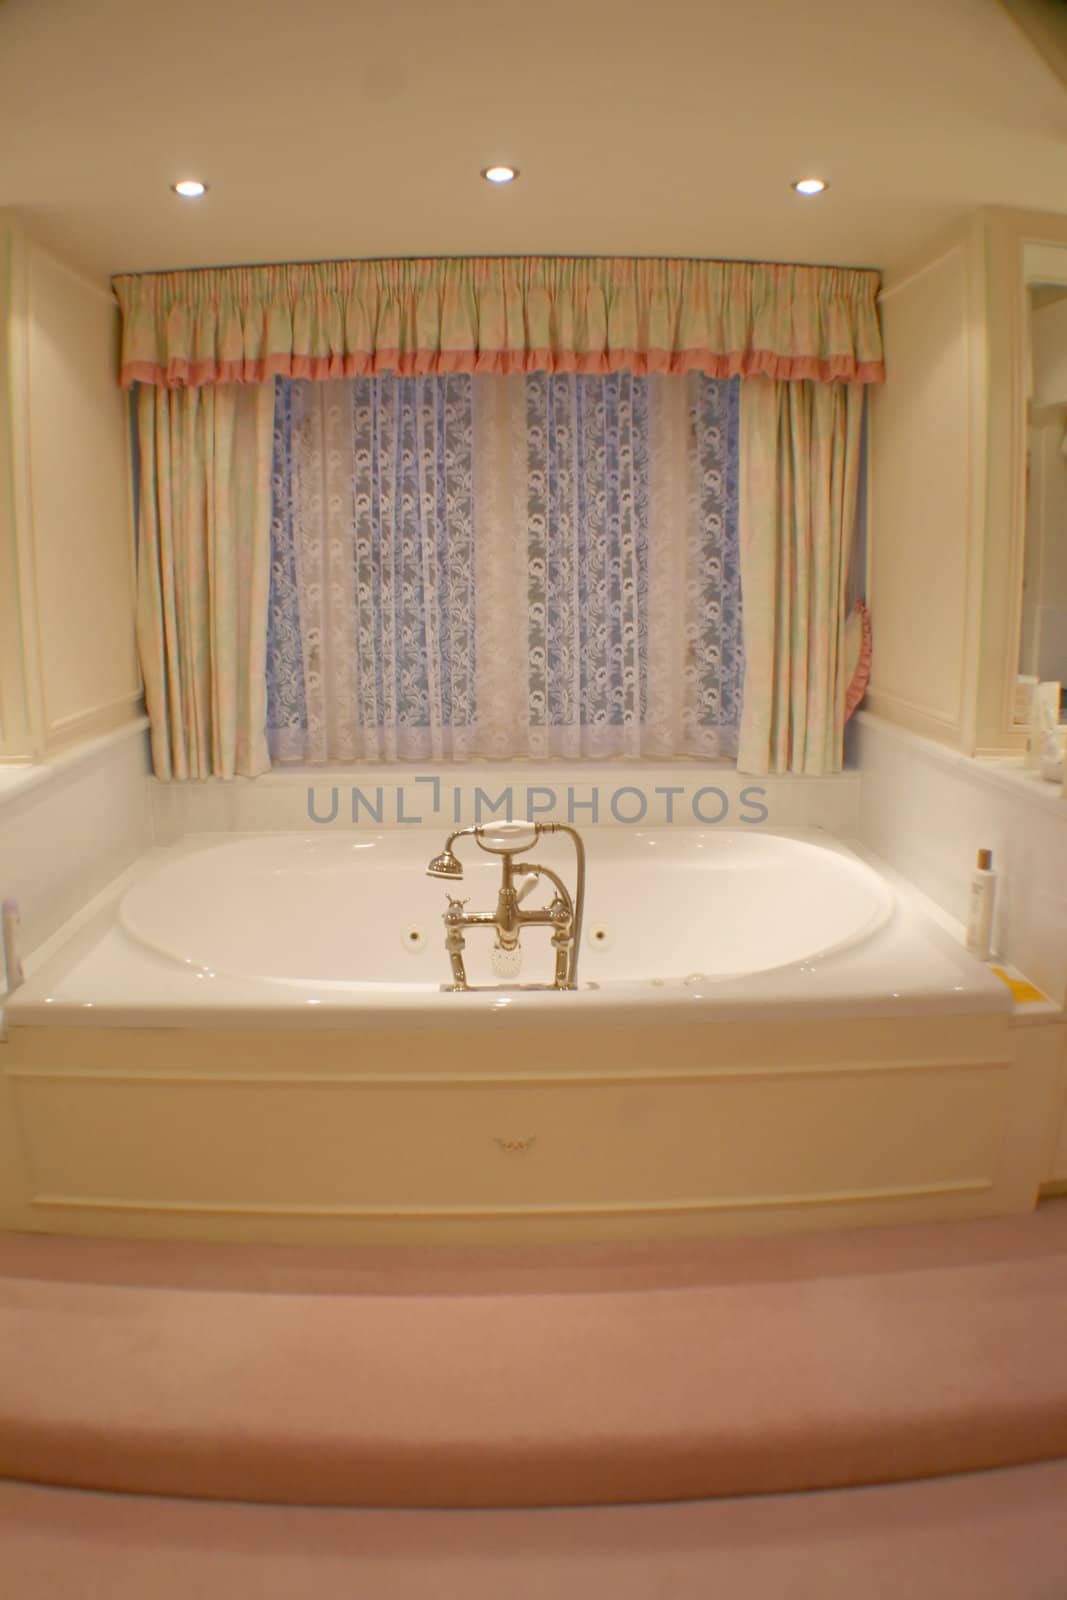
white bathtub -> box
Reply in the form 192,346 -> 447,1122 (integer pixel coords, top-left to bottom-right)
119,827 -> 897,993
0,827 -> 1055,1247
4,827 -> 1003,1022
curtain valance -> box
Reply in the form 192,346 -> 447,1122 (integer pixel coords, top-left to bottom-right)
114,256 -> 884,389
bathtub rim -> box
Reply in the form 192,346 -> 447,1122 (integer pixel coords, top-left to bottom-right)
1,827 -> 1014,1031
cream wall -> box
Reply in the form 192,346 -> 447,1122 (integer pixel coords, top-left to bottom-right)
25,247 -> 139,745
866,217 -> 986,751
0,213 -> 140,762
865,208 -> 1067,757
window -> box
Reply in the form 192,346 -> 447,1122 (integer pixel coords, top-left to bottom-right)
267,372 -> 741,763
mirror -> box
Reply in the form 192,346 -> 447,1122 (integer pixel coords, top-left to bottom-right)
1018,248 -> 1067,733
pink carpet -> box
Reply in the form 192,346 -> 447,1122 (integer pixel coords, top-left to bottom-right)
4,1465 -> 1067,1599
1,1209 -> 1066,1509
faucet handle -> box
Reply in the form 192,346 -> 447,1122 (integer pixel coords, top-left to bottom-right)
514,870 -> 541,904
446,894 -> 469,910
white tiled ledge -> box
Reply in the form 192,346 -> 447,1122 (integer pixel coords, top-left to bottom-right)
853,711 -> 1067,819
150,763 -> 862,842
0,718 -> 150,814
848,839 -> 1063,1026
160,758 -> 859,784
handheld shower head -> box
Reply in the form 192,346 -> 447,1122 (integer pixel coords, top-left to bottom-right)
474,820 -> 540,854
427,822 -> 541,879
426,847 -> 464,880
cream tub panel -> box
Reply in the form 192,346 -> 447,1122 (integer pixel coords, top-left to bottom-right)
2,829 -> 1058,1245
1,1013 -> 1050,1246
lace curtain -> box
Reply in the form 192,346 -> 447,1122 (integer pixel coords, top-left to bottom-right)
267,373 -> 741,763
268,375 -> 477,762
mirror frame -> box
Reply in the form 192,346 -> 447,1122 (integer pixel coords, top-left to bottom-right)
0,214 -> 43,761
1017,248 -> 1067,720
982,209 -> 1067,755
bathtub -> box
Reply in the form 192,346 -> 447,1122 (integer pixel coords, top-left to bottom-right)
0,828 -> 1056,1245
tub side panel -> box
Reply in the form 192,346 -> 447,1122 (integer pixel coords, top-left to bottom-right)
1,1013 -> 1046,1245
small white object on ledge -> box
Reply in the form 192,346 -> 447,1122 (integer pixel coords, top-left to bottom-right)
1033,681 -> 1064,784
1017,673 -> 1040,737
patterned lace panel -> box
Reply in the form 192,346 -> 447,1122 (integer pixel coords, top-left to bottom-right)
267,373 -> 742,762
523,372 -> 648,759
686,370 -> 743,758
268,376 -> 476,761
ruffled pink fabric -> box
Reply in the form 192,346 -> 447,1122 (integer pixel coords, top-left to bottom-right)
114,257 -> 885,389
845,601 -> 873,721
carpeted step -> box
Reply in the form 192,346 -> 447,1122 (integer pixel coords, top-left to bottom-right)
5,1465 -> 1067,1600
1,1211 -> 1067,1509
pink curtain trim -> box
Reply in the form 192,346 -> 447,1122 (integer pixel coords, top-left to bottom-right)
116,257 -> 884,391
844,601 -> 873,721
121,350 -> 886,389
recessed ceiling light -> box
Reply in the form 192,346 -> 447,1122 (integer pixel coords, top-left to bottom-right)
171,179 -> 208,198
482,165 -> 518,184
792,177 -> 828,196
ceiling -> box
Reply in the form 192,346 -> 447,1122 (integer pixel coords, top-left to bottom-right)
1,0 -> 1066,285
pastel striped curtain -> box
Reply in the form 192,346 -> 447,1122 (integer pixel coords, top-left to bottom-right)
114,258 -> 883,388
134,383 -> 274,780
737,379 -> 866,775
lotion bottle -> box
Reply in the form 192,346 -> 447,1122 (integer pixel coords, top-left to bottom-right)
964,849 -> 997,962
